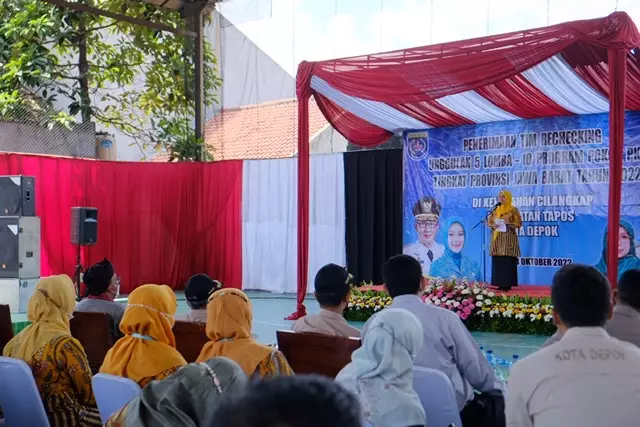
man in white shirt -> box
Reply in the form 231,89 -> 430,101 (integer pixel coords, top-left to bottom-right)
378,255 -> 503,426
403,196 -> 445,276
507,264 -> 640,427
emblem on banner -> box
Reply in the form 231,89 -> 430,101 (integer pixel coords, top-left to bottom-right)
407,134 -> 428,160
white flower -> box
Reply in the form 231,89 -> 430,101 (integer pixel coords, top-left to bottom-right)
374,305 -> 381,311
472,288 -> 481,295
488,291 -> 495,297
544,314 -> 553,322
481,289 -> 489,295
441,296 -> 448,302
433,298 -> 441,305
425,299 -> 433,305
446,300 -> 453,306
476,294 -> 484,300
453,301 -> 460,308
489,311 -> 495,318
461,289 -> 471,295
475,301 -> 483,307
484,299 -> 492,305
348,303 -> 353,308
503,309 -> 513,318
515,313 -> 525,320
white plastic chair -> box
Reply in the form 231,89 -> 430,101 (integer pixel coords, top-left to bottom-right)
412,367 -> 462,427
0,356 -> 50,426
92,373 -> 142,424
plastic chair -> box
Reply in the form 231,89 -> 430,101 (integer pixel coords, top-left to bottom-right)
0,356 -> 50,426
412,367 -> 462,427
92,373 -> 142,424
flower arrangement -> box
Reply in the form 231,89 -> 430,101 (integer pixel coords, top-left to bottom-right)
344,278 -> 555,335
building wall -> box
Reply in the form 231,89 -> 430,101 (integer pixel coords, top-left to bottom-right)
0,121 -> 96,158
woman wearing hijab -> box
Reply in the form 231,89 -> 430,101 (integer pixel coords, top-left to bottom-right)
594,220 -> 640,281
336,308 -> 426,427
100,284 -> 187,387
196,288 -> 293,378
3,275 -> 101,427
105,357 -> 247,426
431,217 -> 481,281
487,189 -> 522,290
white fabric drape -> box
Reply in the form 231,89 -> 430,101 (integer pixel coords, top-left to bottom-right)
311,75 -> 429,132
242,154 -> 346,293
522,55 -> 609,115
436,90 -> 520,123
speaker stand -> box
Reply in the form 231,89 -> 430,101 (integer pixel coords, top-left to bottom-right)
73,245 -> 84,302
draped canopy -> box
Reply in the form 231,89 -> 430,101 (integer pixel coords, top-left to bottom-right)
290,12 -> 640,319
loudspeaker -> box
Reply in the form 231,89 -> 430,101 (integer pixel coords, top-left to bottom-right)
0,217 -> 41,279
71,207 -> 98,245
0,176 -> 35,216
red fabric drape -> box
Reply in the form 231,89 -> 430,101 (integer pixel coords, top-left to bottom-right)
0,154 -> 243,294
475,75 -> 572,119
314,93 -> 392,147
305,13 -> 640,103
288,64 -> 312,319
607,49 -> 627,288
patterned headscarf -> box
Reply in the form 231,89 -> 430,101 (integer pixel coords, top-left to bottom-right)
107,357 -> 248,427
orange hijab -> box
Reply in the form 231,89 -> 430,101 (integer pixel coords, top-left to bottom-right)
100,284 -> 186,383
196,288 -> 272,376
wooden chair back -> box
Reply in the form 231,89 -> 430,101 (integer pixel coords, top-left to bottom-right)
0,304 -> 13,354
173,321 -> 209,363
276,330 -> 361,378
70,311 -> 112,374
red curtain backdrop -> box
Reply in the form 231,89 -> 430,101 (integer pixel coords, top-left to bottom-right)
0,154 -> 243,294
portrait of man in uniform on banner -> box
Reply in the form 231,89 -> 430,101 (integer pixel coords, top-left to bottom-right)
403,196 -> 444,276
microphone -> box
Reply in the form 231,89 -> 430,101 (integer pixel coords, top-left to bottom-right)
490,202 -> 502,212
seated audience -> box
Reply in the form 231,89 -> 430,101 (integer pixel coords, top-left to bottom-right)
210,375 -> 362,427
106,357 -> 247,426
76,258 -> 124,341
100,284 -> 187,387
336,308 -> 426,427
506,264 -> 640,427
293,264 -> 361,338
196,288 -> 293,378
177,274 -> 223,323
543,268 -> 640,348
380,255 -> 503,426
3,275 -> 101,426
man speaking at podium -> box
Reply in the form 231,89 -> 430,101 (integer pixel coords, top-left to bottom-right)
488,190 -> 522,290
403,196 -> 444,276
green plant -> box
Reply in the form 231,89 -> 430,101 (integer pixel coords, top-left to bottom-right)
0,0 -> 221,160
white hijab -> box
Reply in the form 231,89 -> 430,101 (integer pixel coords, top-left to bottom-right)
336,308 -> 426,427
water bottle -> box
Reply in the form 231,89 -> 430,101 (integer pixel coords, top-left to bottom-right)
512,354 -> 520,365
495,359 -> 508,382
486,349 -> 495,364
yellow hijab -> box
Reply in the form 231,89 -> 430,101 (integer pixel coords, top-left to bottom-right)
100,284 -> 186,383
493,189 -> 516,241
3,275 -> 77,360
196,288 -> 272,376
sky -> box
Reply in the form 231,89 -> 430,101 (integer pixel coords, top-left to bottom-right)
218,0 -> 640,77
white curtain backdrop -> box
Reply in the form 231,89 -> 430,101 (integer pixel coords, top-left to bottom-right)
242,154 -> 346,293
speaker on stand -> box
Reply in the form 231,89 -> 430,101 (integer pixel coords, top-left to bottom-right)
71,207 -> 98,300
0,176 -> 40,313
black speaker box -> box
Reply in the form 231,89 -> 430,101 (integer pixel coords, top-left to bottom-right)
0,217 -> 40,278
0,176 -> 35,216
71,207 -> 98,245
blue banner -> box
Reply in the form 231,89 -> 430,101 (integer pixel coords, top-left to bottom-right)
403,113 -> 640,285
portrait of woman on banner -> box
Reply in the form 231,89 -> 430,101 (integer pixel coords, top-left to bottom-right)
594,219 -> 640,281
430,217 -> 481,281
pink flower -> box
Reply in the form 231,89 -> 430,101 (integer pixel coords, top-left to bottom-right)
436,291 -> 444,298
439,303 -> 447,308
466,297 -> 475,304
463,307 -> 472,315
461,312 -> 469,320
446,292 -> 454,299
